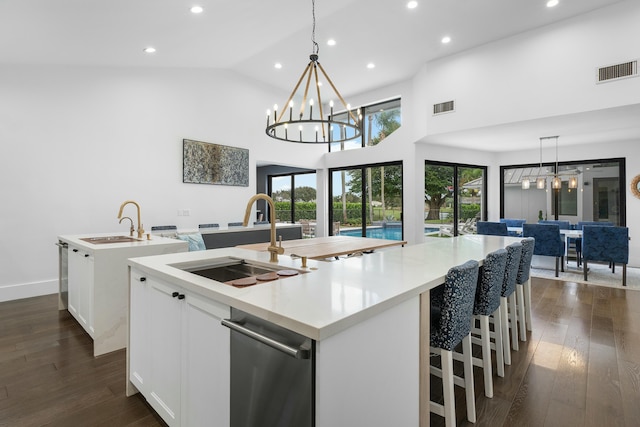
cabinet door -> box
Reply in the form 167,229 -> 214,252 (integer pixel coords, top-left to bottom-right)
147,278 -> 183,427
67,246 -> 94,337
129,269 -> 150,395
183,295 -> 230,427
67,247 -> 81,320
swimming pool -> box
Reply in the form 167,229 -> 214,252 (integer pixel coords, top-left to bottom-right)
339,226 -> 439,240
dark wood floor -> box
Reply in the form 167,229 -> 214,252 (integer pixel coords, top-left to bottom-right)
2,278 -> 639,426
431,277 -> 640,427
0,294 -> 165,427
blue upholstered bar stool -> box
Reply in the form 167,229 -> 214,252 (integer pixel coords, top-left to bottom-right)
516,238 -> 535,339
477,221 -> 508,236
469,249 -> 508,398
499,242 -> 523,364
429,260 -> 480,427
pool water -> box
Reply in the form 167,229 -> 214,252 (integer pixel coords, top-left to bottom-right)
339,226 -> 438,241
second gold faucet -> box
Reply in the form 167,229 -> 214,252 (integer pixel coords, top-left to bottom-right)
117,200 -> 145,239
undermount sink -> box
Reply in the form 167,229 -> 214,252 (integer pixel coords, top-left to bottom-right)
81,236 -> 142,244
173,257 -> 305,287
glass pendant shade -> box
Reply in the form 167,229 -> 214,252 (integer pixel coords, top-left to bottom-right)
536,177 -> 546,189
568,175 -> 578,189
552,175 -> 562,189
522,178 -> 530,189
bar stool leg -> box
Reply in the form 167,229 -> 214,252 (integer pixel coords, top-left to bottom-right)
461,334 -> 476,423
492,307 -> 505,377
508,292 -> 519,351
516,284 -> 527,341
500,297 -> 511,365
479,315 -> 493,397
524,278 -> 533,331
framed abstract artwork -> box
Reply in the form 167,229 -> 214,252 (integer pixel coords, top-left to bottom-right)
183,139 -> 249,186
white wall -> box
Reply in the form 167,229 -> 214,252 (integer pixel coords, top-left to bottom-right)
0,65 -> 325,301
3,2 -> 640,301
418,0 -> 640,137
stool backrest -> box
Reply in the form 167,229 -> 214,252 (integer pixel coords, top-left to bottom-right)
517,237 -> 535,285
474,249 -> 507,316
502,242 -> 523,297
431,260 -> 480,351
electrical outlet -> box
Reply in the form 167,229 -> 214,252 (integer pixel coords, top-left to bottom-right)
183,209 -> 191,216
177,209 -> 183,216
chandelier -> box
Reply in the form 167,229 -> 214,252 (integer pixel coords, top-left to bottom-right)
522,136 -> 578,190
265,0 -> 361,144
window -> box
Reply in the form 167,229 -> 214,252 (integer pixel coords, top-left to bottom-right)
500,158 -> 626,225
329,98 -> 401,152
329,162 -> 403,240
424,161 -> 487,237
268,172 -> 317,225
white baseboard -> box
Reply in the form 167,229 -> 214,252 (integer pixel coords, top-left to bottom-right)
0,279 -> 58,302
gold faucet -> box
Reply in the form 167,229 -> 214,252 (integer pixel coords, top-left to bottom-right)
243,194 -> 284,262
117,200 -> 145,239
119,216 -> 135,237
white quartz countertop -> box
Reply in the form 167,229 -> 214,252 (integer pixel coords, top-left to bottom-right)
127,234 -> 520,341
59,232 -> 187,252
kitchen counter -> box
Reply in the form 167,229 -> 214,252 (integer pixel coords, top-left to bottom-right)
58,232 -> 187,355
128,234 -> 518,341
127,234 -> 520,426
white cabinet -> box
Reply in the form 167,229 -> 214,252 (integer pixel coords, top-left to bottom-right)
128,269 -> 230,427
67,245 -> 94,337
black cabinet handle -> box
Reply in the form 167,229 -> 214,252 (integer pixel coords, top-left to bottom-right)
84,254 -> 89,257
177,294 -> 185,300
140,277 -> 146,282
73,249 -> 78,252
172,292 -> 179,298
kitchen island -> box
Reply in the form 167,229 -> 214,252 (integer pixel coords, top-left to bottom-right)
58,233 -> 187,356
126,234 -> 519,427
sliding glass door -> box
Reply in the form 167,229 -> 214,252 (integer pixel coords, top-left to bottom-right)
424,161 -> 487,237
329,162 -> 403,240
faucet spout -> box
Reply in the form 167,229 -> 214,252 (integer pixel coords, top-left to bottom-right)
117,200 -> 145,239
119,216 -> 135,237
243,194 -> 284,262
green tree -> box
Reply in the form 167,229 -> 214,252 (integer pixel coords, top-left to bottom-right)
293,186 -> 316,202
425,165 -> 453,220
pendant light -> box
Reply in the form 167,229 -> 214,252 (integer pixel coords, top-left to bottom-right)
265,0 -> 361,144
536,137 -> 547,189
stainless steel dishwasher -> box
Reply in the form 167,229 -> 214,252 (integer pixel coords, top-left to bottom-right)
222,308 -> 315,427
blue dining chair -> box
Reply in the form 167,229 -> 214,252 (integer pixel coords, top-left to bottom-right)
499,218 -> 526,236
582,225 -> 629,286
523,223 -> 565,277
516,238 -> 535,340
499,241 -> 522,363
574,221 -> 613,267
538,220 -> 570,229
470,248 -> 508,397
477,221 -> 508,236
430,260 -> 479,426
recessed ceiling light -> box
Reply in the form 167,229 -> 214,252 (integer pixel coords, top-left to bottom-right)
367,63 -> 375,69
327,39 -> 336,46
407,1 -> 418,9
190,5 -> 204,14
546,0 -> 559,7
143,47 -> 156,53
274,63 -> 282,69
441,36 -> 451,44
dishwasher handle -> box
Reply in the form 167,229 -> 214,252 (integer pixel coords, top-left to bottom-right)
221,319 -> 310,360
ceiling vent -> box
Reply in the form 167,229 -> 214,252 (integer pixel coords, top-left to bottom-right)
597,60 -> 638,83
433,100 -> 455,115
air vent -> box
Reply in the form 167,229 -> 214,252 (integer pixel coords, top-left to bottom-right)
597,60 -> 638,83
433,100 -> 455,115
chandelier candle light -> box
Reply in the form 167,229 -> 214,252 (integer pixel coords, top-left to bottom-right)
265,0 -> 362,143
